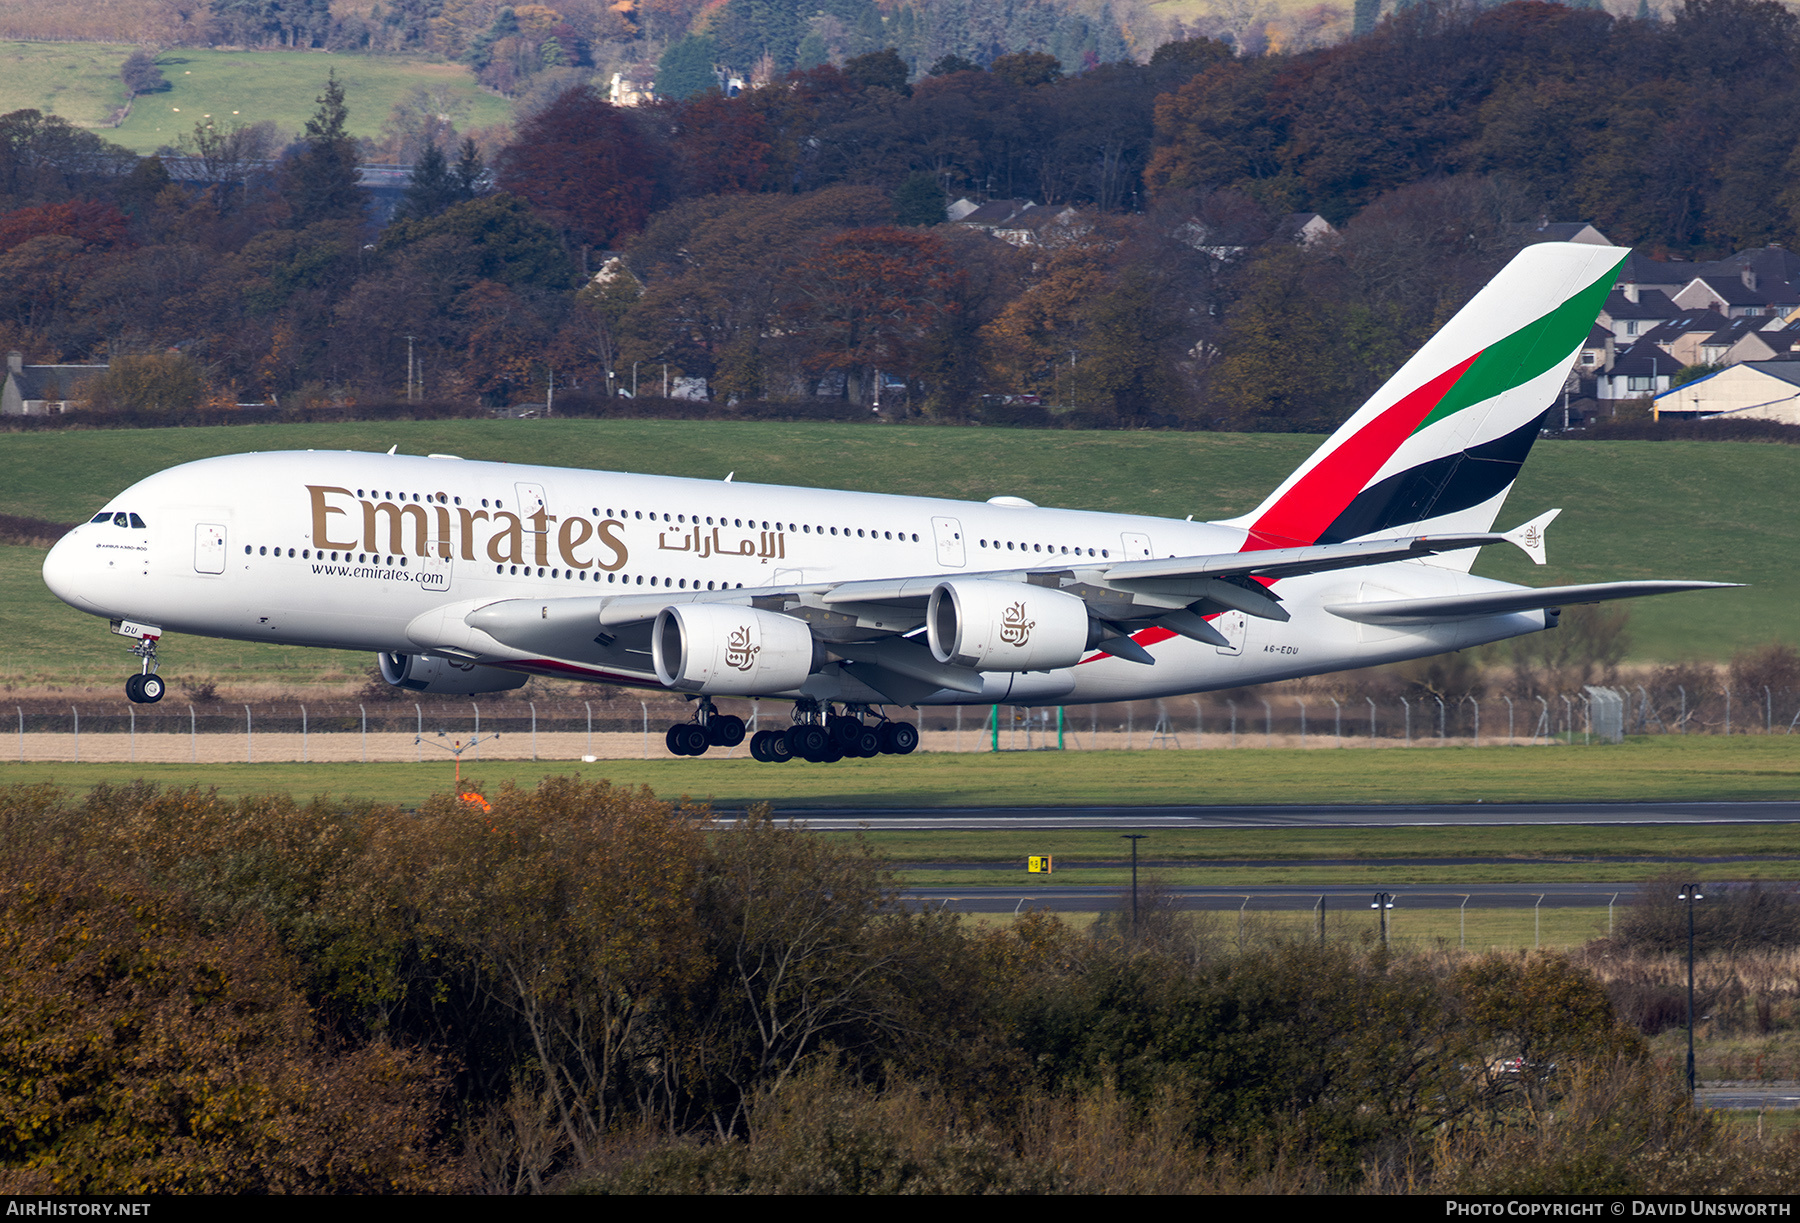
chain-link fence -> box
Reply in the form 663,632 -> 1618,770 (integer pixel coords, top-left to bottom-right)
9,681 -> 1795,762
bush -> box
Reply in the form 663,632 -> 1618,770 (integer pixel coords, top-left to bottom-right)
82,352 -> 207,415
1615,873 -> 1800,954
0,855 -> 447,1192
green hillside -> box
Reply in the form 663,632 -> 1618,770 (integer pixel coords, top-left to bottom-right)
0,42 -> 512,153
0,421 -> 1788,690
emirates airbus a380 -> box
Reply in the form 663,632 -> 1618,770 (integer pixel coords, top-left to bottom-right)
43,242 -> 1732,763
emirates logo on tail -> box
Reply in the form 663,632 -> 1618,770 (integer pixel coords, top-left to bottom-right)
999,601 -> 1035,647
725,625 -> 760,671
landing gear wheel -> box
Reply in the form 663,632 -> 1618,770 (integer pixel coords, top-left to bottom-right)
138,673 -> 165,703
125,674 -> 145,703
669,723 -> 710,756
749,730 -> 772,762
851,726 -> 882,758
828,714 -> 863,749
763,729 -> 794,763
708,714 -> 746,747
787,724 -> 829,761
879,721 -> 919,755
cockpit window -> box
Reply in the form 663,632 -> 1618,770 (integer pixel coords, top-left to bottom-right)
129,513 -> 146,529
90,512 -> 111,523
113,513 -> 129,527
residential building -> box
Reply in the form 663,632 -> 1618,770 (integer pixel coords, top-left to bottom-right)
1,352 -> 106,416
1653,358 -> 1800,423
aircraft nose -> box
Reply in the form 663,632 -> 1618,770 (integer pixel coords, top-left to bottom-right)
42,529 -> 100,612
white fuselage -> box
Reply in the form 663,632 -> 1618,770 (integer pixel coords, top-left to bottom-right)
42,450 -> 1550,706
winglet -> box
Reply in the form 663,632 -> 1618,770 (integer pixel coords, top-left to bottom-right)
1503,508 -> 1561,566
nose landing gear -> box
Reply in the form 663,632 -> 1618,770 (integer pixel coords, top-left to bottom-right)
123,631 -> 165,704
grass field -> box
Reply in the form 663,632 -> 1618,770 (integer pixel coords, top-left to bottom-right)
0,736 -> 1792,812
0,42 -> 512,153
0,421 -> 1790,691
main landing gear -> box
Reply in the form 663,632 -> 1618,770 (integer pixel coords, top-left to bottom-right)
747,702 -> 918,765
124,634 -> 165,704
663,700 -> 919,763
664,697 -> 746,756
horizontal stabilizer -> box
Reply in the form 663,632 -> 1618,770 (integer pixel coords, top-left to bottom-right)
1502,508 -> 1561,566
1325,581 -> 1740,626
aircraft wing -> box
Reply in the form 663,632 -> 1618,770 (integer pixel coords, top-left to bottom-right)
421,542 -> 1736,699
1324,580 -> 1740,626
456,529 -> 1517,652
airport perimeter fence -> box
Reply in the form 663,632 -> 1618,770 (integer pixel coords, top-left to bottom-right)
7,682 -> 1797,763
927,889 -> 1648,951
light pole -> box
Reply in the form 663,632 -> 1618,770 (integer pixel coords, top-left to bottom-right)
1371,891 -> 1394,947
1680,882 -> 1703,1096
1122,834 -> 1147,934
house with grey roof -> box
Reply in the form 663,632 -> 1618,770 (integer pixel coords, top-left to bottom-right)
1595,341 -> 1675,402
1,352 -> 106,416
1598,288 -> 1679,341
950,199 -> 1083,247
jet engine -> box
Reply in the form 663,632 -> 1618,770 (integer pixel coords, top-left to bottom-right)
377,652 -> 530,694
653,604 -> 819,695
927,579 -> 1094,671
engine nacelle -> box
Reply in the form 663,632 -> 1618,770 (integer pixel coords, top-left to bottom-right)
927,579 -> 1094,671
653,604 -> 819,695
377,652 -> 530,695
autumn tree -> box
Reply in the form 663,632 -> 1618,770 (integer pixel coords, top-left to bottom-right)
781,225 -> 963,404
567,256 -> 641,395
0,200 -> 132,255
664,92 -> 772,197
1454,952 -> 1645,1100
82,352 -> 209,414
496,85 -> 657,256
618,186 -> 893,398
1206,245 -> 1361,432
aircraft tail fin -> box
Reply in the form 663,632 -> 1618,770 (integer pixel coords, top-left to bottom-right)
1227,242 -> 1627,562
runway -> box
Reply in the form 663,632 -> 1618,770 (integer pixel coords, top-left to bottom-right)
773,800 -> 1800,830
903,881 -> 1654,914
